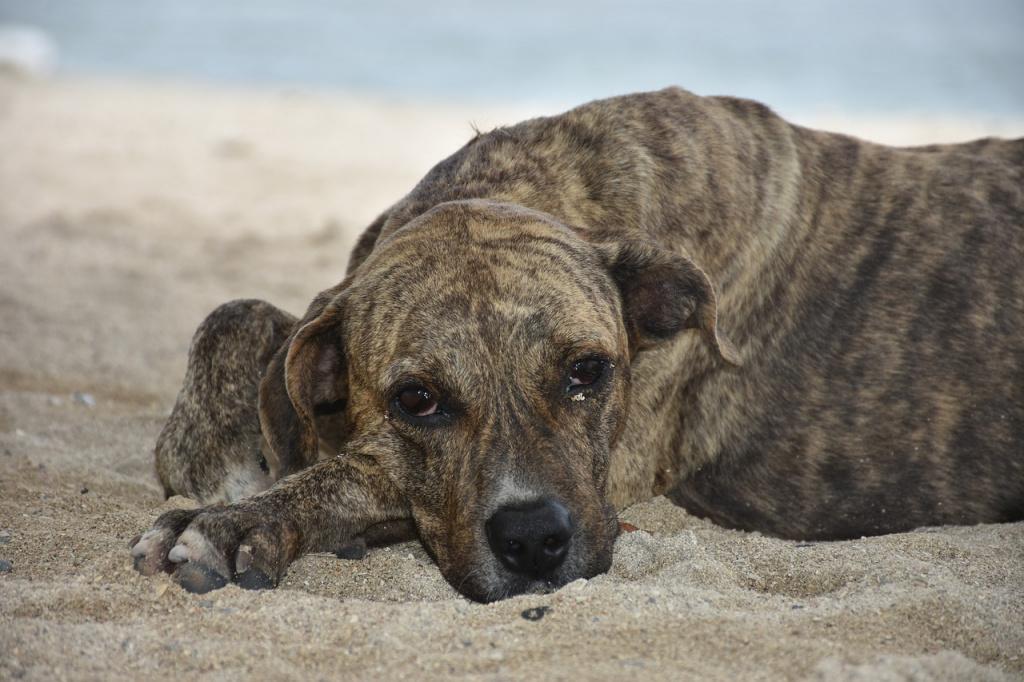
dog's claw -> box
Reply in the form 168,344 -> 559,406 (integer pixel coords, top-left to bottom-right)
130,528 -> 178,576
233,531 -> 285,589
168,544 -> 190,563
235,544 -> 253,573
175,562 -> 230,594
235,566 -> 274,590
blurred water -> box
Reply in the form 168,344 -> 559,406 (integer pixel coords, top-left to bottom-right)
1,0 -> 1021,115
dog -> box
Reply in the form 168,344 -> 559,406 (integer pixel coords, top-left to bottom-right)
130,87 -> 1024,602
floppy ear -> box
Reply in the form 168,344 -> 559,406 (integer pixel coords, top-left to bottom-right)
258,296 -> 347,477
602,240 -> 741,365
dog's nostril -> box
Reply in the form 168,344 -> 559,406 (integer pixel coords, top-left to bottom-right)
485,498 -> 575,579
542,535 -> 565,555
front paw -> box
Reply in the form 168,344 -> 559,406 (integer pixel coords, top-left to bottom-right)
129,504 -> 299,593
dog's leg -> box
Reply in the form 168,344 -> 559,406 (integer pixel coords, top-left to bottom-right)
155,299 -> 297,504
131,454 -> 413,592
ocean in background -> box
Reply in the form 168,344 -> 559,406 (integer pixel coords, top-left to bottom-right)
1,0 -> 1022,117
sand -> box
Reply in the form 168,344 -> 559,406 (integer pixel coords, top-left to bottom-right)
0,75 -> 1022,681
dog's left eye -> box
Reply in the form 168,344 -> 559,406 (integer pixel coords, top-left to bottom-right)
394,386 -> 439,418
569,358 -> 607,389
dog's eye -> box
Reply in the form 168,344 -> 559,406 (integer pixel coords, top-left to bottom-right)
396,386 -> 439,417
569,359 -> 606,388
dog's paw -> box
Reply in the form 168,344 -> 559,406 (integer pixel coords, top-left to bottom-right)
129,505 -> 298,594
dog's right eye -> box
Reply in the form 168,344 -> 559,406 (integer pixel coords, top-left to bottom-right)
569,358 -> 607,389
394,386 -> 439,418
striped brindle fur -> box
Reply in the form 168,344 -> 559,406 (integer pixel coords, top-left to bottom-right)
132,87 -> 1024,602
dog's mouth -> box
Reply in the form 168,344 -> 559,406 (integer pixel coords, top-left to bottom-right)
448,548 -> 615,603
468,572 -> 578,603
430,501 -> 620,603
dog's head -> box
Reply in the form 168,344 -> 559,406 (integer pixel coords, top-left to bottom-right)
259,200 -> 737,602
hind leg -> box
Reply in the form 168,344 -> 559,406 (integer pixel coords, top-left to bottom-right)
155,299 -> 297,504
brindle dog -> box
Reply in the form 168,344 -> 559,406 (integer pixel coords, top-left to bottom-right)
130,87 -> 1024,602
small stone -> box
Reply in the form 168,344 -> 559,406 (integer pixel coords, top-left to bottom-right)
150,583 -> 168,601
72,392 -> 96,407
0,559 -> 13,573
197,599 -> 214,608
80,486 -> 89,494
0,530 -> 11,544
521,605 -> 550,621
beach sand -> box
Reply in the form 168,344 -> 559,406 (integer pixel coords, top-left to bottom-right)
0,76 -> 1021,680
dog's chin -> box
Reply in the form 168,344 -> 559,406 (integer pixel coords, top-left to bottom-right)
445,546 -> 615,603
450,574 -> 557,604
463,574 -> 566,604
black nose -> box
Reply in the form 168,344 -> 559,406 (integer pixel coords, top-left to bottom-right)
485,498 -> 575,578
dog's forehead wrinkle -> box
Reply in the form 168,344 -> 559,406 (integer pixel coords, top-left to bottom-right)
372,207 -> 601,276
363,279 -> 620,379
353,230 -> 618,344
379,199 -> 582,253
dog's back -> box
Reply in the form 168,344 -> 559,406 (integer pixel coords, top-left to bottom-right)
669,127 -> 1024,539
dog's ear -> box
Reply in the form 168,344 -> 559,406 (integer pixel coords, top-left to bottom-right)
600,240 -> 741,365
258,295 -> 347,477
